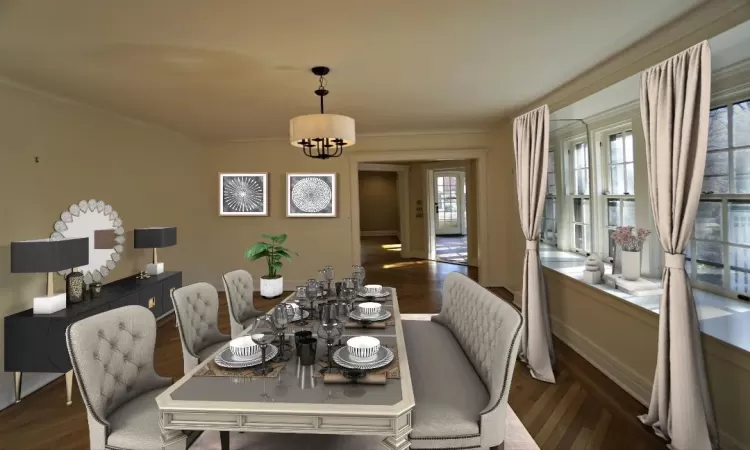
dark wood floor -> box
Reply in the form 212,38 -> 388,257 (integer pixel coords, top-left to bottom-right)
0,236 -> 665,450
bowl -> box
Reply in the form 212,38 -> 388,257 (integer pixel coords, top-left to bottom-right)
347,336 -> 381,362
364,284 -> 383,296
357,302 -> 381,317
229,336 -> 260,360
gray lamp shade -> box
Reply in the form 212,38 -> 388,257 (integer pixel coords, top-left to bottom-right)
134,227 -> 177,249
10,237 -> 89,273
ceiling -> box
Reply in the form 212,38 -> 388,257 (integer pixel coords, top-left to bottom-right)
0,0 -> 706,140
550,19 -> 750,127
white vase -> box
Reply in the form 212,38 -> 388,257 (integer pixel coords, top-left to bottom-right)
260,276 -> 283,298
621,251 -> 641,281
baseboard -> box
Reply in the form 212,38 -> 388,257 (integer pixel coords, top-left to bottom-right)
550,315 -> 652,406
361,230 -> 399,237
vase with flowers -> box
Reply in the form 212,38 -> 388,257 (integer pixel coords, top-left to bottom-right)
612,226 -> 651,281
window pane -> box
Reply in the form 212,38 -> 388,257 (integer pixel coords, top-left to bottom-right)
573,198 -> 590,224
695,241 -> 724,287
575,144 -> 586,168
545,198 -> 556,221
622,199 -> 636,226
610,165 -> 624,195
733,100 -> 750,147
575,169 -> 589,195
705,150 -> 728,177
624,131 -> 634,162
548,150 -> 555,170
695,201 -> 722,240
610,133 -> 623,164
607,199 -> 620,227
729,201 -> 750,245
730,246 -> 750,294
625,163 -> 634,194
708,106 -> 728,150
574,224 -> 590,251
547,173 -> 556,193
702,176 -> 729,194
733,149 -> 750,194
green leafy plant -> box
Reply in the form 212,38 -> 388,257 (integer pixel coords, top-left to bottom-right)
244,234 -> 296,279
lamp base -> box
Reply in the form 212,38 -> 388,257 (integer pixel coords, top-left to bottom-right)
146,262 -> 164,276
33,293 -> 66,314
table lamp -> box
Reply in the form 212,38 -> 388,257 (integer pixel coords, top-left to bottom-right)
10,237 -> 89,314
134,227 -> 176,276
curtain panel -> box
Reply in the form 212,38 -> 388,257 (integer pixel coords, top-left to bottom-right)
639,41 -> 718,450
512,104 -> 556,383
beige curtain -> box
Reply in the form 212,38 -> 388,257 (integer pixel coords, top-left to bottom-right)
513,104 -> 555,383
639,41 -> 718,450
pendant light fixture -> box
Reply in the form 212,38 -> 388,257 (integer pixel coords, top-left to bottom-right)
290,66 -> 355,159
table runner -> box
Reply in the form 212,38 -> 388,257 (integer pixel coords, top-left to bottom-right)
195,359 -> 287,379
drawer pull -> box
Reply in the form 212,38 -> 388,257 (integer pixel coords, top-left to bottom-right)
148,297 -> 156,309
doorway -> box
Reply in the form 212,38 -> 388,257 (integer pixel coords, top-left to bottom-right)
432,170 -> 469,264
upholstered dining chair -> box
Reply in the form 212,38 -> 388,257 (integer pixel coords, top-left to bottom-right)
171,282 -> 231,374
65,305 -> 187,450
222,269 -> 264,338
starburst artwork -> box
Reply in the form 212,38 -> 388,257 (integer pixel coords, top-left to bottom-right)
286,173 -> 337,217
219,173 -> 268,216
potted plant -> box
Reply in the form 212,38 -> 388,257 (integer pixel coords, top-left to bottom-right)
612,226 -> 651,281
245,233 -> 296,298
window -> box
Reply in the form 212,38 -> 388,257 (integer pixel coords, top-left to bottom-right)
541,148 -> 557,245
568,141 -> 591,253
687,99 -> 750,298
603,130 -> 636,260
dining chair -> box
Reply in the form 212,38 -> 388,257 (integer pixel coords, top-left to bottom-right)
171,282 -> 231,374
65,305 -> 187,450
222,269 -> 264,338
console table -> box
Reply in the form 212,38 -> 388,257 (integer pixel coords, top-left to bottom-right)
4,271 -> 181,405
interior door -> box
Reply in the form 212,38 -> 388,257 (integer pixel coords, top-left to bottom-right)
434,171 -> 465,235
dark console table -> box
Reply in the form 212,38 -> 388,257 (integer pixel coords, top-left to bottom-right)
4,271 -> 181,406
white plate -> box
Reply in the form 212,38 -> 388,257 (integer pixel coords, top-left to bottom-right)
214,344 -> 278,369
357,291 -> 390,299
290,310 -> 310,322
333,346 -> 394,370
348,309 -> 392,322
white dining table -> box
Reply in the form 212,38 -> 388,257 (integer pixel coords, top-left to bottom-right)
156,288 -> 415,450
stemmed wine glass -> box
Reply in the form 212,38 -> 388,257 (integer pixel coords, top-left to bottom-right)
305,279 -> 319,319
271,303 -> 295,359
249,316 -> 276,376
352,265 -> 366,294
316,304 -> 342,373
323,265 -> 335,293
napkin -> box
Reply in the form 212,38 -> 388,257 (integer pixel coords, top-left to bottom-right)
345,321 -> 386,329
323,373 -> 387,385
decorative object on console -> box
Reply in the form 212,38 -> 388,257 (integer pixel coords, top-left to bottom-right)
612,226 -> 651,281
51,199 -> 124,285
65,270 -> 85,304
88,282 -> 102,298
134,227 -> 177,276
286,173 -> 337,217
245,233 -> 297,298
290,66 -> 355,159
219,173 -> 268,216
10,237 -> 89,314
582,253 -> 604,284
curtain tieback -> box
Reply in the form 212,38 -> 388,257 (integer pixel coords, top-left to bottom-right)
526,240 -> 538,250
664,253 -> 685,270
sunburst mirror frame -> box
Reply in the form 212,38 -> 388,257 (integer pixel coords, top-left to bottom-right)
50,199 -> 124,284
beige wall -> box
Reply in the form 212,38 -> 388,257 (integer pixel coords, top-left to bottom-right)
358,171 -> 400,233
0,81 -> 208,407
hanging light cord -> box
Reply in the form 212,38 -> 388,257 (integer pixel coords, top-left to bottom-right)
315,75 -> 329,114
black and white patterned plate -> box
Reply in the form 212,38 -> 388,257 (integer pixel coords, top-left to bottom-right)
214,344 -> 278,369
348,309 -> 392,322
333,346 -> 394,370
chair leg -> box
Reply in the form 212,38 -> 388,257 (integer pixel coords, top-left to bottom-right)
220,431 -> 229,450
14,372 -> 22,403
65,370 -> 73,406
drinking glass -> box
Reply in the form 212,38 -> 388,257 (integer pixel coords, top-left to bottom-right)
323,265 -> 335,293
352,265 -> 366,285
305,279 -> 319,318
318,280 -> 329,299
249,316 -> 276,375
272,303 -> 295,358
316,310 -> 342,373
294,286 -> 306,303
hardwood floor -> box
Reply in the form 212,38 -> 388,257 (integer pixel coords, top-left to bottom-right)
0,236 -> 664,450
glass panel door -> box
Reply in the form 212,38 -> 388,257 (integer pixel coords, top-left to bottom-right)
434,171 -> 464,235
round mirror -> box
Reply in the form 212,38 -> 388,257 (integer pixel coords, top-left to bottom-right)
50,199 -> 124,284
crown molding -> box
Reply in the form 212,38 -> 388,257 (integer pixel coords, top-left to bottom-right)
553,99 -> 640,135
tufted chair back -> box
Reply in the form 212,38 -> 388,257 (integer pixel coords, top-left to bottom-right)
66,305 -> 168,443
171,282 -> 228,373
222,269 -> 262,338
433,272 -> 523,447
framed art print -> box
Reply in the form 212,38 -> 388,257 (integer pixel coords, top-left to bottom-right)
286,173 -> 337,218
219,173 -> 268,216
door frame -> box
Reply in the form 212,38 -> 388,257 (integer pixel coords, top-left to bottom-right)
358,163 -> 410,258
349,147 -> 489,285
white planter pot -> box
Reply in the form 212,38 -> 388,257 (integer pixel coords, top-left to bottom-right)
621,251 -> 641,281
260,276 -> 283,298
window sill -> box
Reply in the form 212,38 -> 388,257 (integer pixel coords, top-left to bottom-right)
539,244 -> 750,353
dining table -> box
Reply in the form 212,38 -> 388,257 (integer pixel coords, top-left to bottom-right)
156,287 -> 415,450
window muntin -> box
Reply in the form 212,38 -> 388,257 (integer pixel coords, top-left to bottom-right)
541,148 -> 557,244
569,141 -> 591,253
